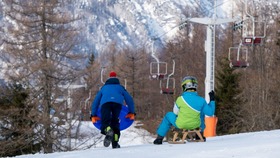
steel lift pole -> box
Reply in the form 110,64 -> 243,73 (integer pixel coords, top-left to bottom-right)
184,1 -> 238,102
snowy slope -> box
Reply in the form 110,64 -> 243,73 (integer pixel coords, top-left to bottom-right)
14,121 -> 280,158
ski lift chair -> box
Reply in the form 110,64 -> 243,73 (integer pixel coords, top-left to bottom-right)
161,88 -> 174,94
228,46 -> 249,68
149,61 -> 167,80
160,60 -> 175,95
161,78 -> 175,95
242,18 -> 266,46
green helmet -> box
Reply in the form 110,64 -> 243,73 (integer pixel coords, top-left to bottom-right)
181,76 -> 198,91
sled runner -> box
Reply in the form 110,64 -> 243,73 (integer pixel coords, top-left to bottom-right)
168,128 -> 205,144
93,105 -> 134,131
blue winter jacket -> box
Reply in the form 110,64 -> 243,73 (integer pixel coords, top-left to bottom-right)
91,77 -> 135,116
173,91 -> 215,130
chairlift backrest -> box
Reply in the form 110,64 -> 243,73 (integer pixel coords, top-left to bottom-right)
242,20 -> 266,38
228,47 -> 248,61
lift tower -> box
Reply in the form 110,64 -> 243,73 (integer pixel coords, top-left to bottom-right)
184,1 -> 237,102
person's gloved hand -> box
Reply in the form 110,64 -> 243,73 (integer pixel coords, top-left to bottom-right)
125,113 -> 136,120
209,90 -> 215,101
90,115 -> 101,123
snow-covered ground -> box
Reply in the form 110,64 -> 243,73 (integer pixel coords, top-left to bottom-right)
14,121 -> 280,158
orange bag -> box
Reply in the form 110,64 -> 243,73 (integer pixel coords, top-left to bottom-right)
204,116 -> 218,137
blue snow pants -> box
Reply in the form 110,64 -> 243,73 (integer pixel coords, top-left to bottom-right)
156,112 -> 178,137
200,112 -> 205,132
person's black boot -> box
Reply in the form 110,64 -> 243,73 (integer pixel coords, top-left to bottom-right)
112,133 -> 120,149
112,141 -> 120,149
103,126 -> 114,147
153,135 -> 164,145
195,132 -> 206,142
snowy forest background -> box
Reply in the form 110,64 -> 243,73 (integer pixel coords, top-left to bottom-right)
0,0 -> 280,157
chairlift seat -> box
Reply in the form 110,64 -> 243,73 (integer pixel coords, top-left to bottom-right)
150,74 -> 165,80
243,37 -> 262,45
230,60 -> 249,68
158,74 -> 165,79
161,87 -> 174,94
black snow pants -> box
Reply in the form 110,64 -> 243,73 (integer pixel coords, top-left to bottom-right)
100,102 -> 122,141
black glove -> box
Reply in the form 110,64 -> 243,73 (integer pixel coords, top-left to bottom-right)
209,90 -> 215,101
90,114 -> 94,120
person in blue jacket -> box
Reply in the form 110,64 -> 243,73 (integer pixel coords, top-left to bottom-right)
91,71 -> 135,149
153,76 -> 215,144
